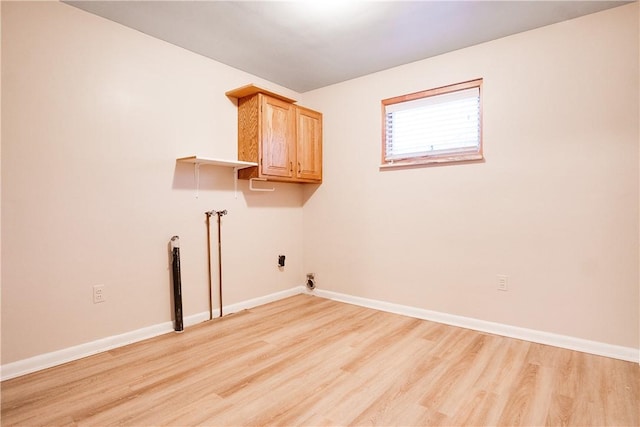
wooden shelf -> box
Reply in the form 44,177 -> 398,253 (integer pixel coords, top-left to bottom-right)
177,156 -> 257,169
225,84 -> 297,104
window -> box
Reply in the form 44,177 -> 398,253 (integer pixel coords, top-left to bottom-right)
381,78 -> 483,168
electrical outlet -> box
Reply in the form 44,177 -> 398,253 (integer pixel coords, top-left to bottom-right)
497,275 -> 508,292
93,285 -> 105,303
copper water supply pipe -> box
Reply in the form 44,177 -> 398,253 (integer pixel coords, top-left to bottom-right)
205,213 -> 213,321
205,209 -> 227,319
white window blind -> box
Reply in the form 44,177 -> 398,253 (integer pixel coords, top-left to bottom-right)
384,86 -> 481,162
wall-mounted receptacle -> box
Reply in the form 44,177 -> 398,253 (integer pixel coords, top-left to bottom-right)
93,285 -> 105,303
497,275 -> 508,292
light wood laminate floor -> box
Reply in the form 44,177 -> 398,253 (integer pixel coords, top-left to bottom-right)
2,295 -> 638,426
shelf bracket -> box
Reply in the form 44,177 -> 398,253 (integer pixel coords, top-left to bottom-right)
249,178 -> 275,192
197,164 -> 251,199
233,167 -> 241,199
194,163 -> 201,199
177,156 -> 258,199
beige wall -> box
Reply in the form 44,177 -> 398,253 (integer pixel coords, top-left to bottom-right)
301,3 -> 639,348
0,0 -> 3,366
1,2 -> 305,364
2,1 -> 639,367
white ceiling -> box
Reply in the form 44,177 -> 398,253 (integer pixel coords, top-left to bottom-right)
65,1 -> 631,93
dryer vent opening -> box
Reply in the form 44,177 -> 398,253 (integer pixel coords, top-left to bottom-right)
306,273 -> 316,290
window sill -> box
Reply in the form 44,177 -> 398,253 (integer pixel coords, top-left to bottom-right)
380,153 -> 484,170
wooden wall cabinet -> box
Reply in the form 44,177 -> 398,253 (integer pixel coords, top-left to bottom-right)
227,85 -> 322,183
295,106 -> 323,181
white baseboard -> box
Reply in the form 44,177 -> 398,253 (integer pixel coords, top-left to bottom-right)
3,285 -> 636,380
311,288 -> 639,364
1,286 -> 306,381
224,286 -> 305,315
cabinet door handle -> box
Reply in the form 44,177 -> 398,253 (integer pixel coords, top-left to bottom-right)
298,162 -> 301,174
289,162 -> 293,173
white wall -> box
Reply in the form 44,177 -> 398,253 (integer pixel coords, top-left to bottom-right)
301,3 -> 639,349
1,2 -> 305,364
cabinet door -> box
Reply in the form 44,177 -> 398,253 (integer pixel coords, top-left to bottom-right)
261,95 -> 295,178
296,106 -> 322,181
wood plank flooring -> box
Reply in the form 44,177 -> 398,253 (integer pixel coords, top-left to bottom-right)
2,295 -> 638,426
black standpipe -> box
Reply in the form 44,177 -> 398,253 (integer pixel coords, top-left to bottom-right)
170,236 -> 184,332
